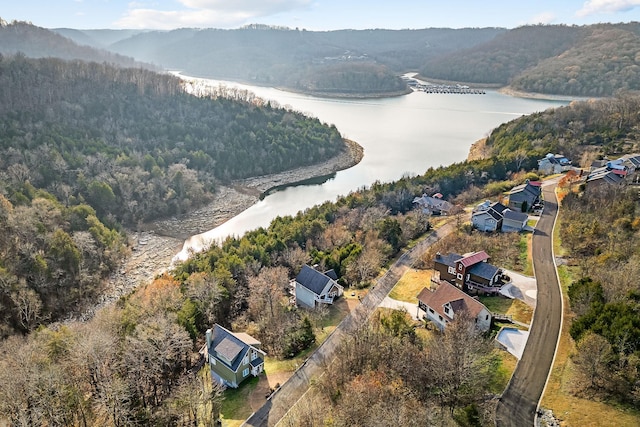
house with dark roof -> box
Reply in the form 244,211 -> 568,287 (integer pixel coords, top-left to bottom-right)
502,209 -> 529,232
416,283 -> 492,331
585,154 -> 640,188
507,180 -> 541,212
538,153 -> 572,175
293,265 -> 344,308
205,324 -> 266,388
471,201 -> 508,232
433,251 -> 507,295
586,167 -> 625,187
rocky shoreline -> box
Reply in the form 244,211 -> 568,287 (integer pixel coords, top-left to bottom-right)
79,139 -> 363,321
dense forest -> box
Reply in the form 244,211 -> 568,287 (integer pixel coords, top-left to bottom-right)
9,19 -> 640,97
420,23 -> 640,96
60,24 -> 506,97
0,54 -> 346,336
561,185 -> 640,407
483,93 -> 640,163
0,55 -> 344,225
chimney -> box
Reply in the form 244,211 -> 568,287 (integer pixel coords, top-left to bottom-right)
206,328 -> 212,349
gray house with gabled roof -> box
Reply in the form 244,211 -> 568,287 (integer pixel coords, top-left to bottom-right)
507,180 -> 541,212
205,324 -> 265,388
293,265 -> 344,308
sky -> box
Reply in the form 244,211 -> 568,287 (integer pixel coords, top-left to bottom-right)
3,0 -> 640,31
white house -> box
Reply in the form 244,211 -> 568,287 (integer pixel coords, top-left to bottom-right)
471,201 -> 508,232
416,282 -> 492,331
293,265 -> 344,308
538,153 -> 572,175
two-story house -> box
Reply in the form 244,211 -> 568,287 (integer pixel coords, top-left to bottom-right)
205,324 -> 266,388
538,153 -> 572,175
471,201 -> 529,233
471,201 -> 507,232
417,282 -> 492,331
433,251 -> 507,295
507,180 -> 541,212
293,265 -> 344,309
412,193 -> 454,216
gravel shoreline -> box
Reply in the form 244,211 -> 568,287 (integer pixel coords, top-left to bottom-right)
78,140 -> 364,321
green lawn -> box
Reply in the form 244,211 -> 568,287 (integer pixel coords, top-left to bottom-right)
479,295 -> 533,325
220,376 -> 259,426
486,348 -> 518,394
389,268 -> 432,303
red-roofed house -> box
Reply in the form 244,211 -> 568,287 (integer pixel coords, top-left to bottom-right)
417,283 -> 492,331
433,250 -> 507,295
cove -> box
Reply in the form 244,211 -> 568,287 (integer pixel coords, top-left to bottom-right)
175,79 -> 569,260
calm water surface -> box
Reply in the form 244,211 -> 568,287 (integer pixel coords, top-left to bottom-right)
176,80 -> 568,260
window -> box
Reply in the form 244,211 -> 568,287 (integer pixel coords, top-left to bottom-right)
243,368 -> 249,377
428,308 -> 434,314
251,351 -> 257,361
457,273 -> 463,280
438,315 -> 443,321
458,264 -> 463,271
444,306 -> 450,314
448,266 -> 455,274
243,355 -> 249,365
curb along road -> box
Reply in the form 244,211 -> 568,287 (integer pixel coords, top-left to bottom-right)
495,182 -> 563,427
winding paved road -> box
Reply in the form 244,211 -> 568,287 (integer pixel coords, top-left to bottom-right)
242,220 -> 461,427
495,182 -> 563,427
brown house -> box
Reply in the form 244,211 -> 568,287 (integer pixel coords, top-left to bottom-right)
417,283 -> 492,331
433,251 -> 507,295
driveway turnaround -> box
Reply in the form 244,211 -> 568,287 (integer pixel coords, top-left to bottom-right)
495,182 -> 563,427
496,327 -> 530,359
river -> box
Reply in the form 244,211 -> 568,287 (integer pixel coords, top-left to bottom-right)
176,78 -> 569,259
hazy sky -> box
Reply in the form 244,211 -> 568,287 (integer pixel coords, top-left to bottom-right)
4,0 -> 640,30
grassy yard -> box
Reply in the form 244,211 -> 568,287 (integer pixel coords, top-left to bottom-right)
479,295 -> 534,325
389,268 -> 432,303
519,232 -> 534,276
487,348 -> 518,394
219,376 -> 260,427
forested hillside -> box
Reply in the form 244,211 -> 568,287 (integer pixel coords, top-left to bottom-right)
103,25 -> 504,96
0,19 -> 151,70
421,23 -> 640,97
560,186 -> 640,408
0,55 -> 344,226
483,94 -> 640,163
0,54 -> 345,336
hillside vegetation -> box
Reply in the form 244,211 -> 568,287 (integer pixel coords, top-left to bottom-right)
0,19 -> 151,70
421,23 -> 640,97
0,55 -> 344,225
0,54 -> 345,335
85,25 -> 506,97
8,20 -> 640,97
484,94 -> 640,163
